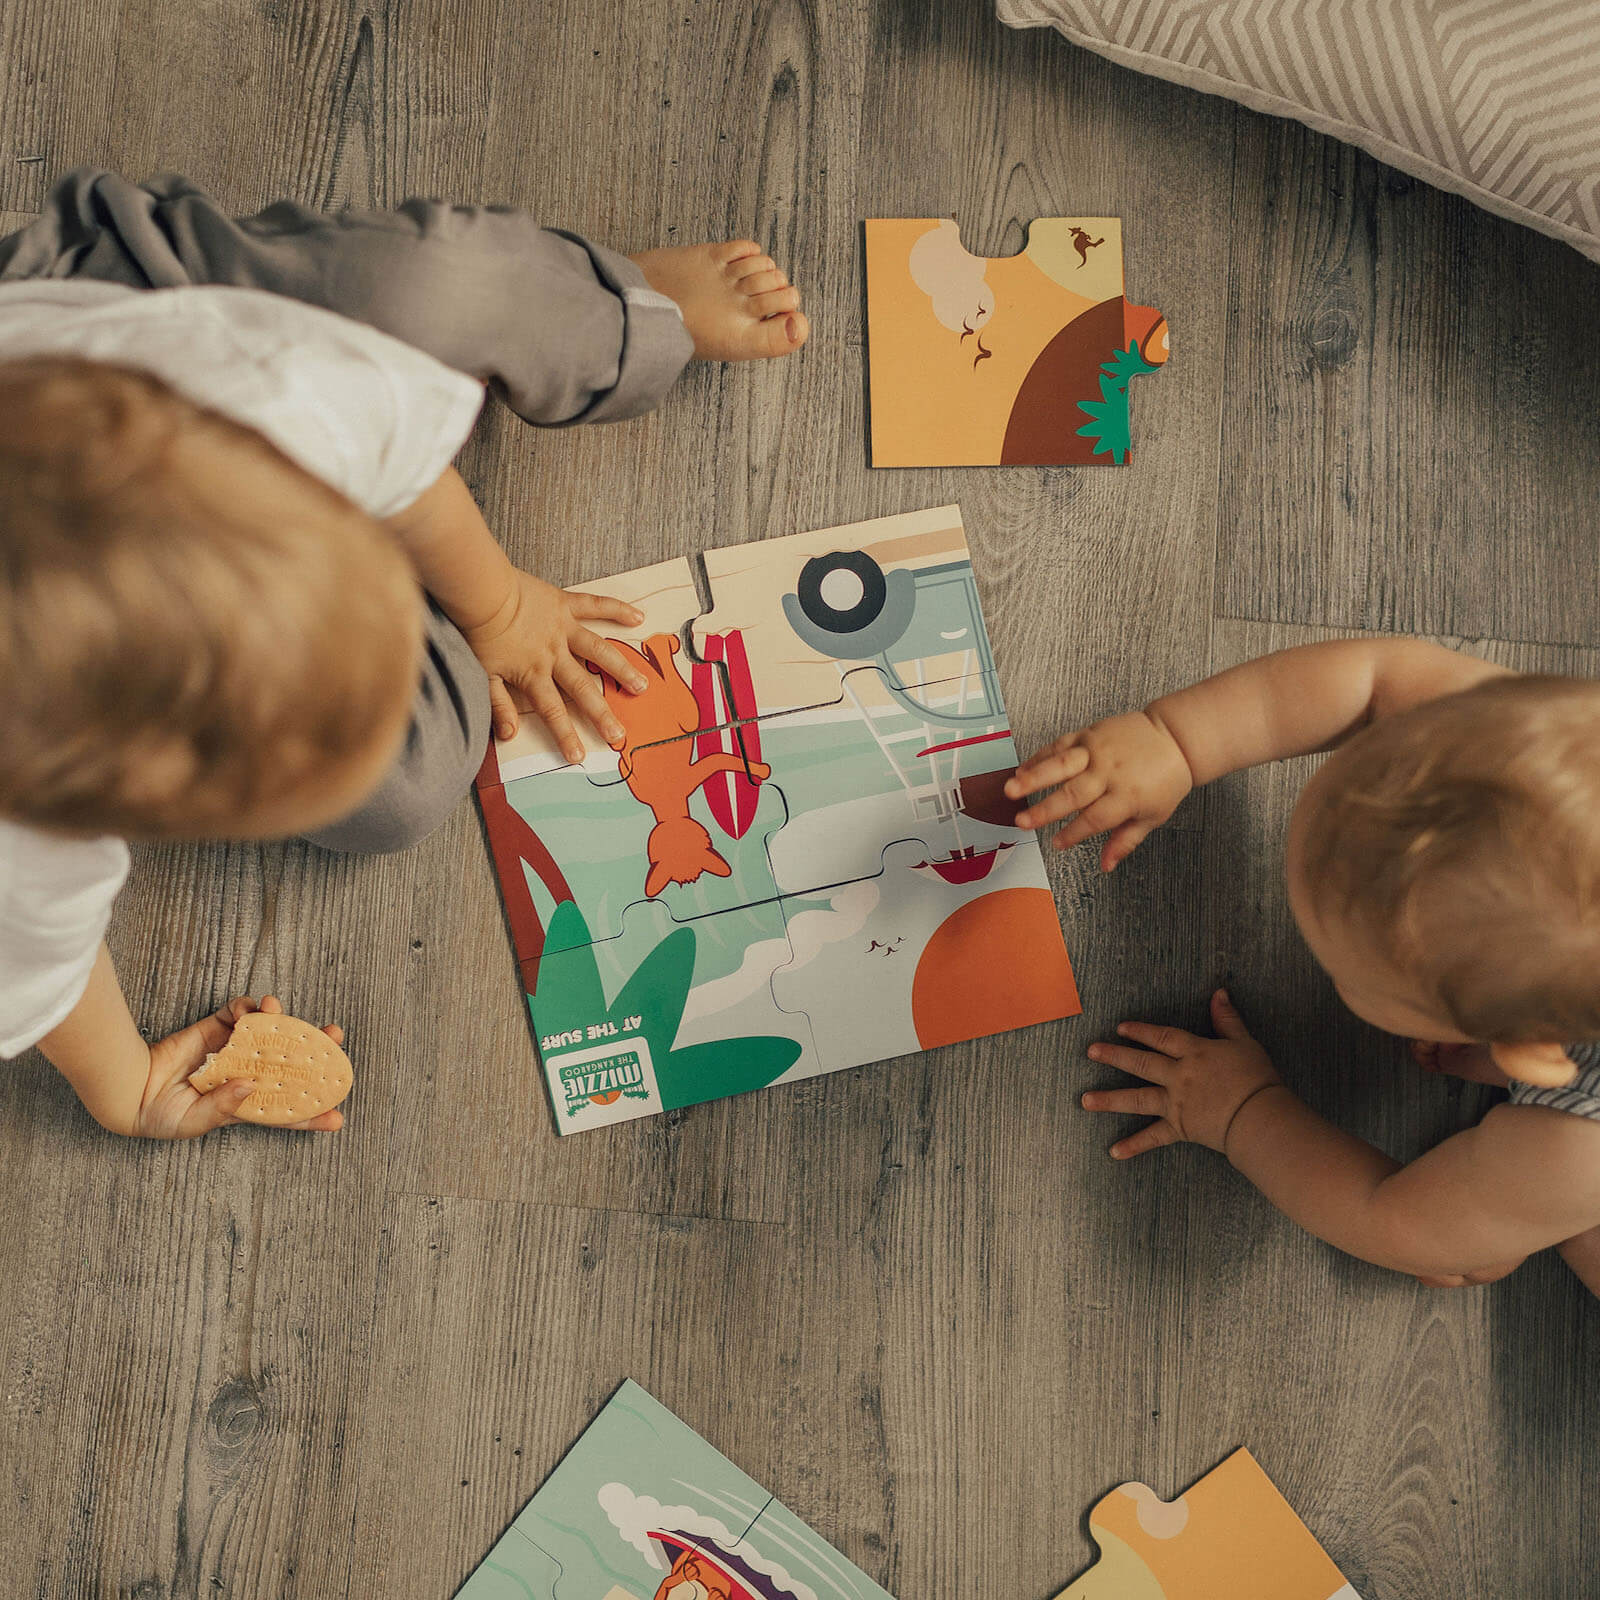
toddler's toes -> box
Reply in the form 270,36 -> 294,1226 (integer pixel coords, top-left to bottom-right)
749,286 -> 801,321
757,308 -> 809,357
712,239 -> 763,268
738,267 -> 789,296
729,253 -> 777,282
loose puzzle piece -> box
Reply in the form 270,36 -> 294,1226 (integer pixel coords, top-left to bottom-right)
1055,1449 -> 1360,1600
864,217 -> 1169,467
457,1380 -> 896,1600
477,505 -> 1081,1135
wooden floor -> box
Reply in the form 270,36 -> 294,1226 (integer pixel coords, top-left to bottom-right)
4,3 -> 1598,1596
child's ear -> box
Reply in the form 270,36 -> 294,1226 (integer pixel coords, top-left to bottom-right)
1490,1039 -> 1578,1089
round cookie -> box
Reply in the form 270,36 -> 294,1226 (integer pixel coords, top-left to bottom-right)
190,1011 -> 354,1125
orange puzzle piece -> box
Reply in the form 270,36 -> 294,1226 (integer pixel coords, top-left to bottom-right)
1054,1449 -> 1359,1600
865,217 -> 1169,467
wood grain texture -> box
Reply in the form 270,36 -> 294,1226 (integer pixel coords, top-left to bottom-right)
2,2 -> 1597,1597
1219,114 -> 1600,644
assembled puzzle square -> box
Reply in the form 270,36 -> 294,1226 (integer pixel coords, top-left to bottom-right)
456,1380 -> 896,1600
864,217 -> 1169,467
476,505 -> 1081,1134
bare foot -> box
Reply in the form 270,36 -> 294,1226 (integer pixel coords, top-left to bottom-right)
1410,1039 -> 1510,1086
630,241 -> 809,362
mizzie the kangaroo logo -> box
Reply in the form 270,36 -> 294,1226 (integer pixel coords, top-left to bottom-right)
540,1030 -> 660,1123
559,1051 -> 649,1113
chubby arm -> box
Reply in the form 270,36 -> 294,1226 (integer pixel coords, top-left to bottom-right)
1084,990 -> 1600,1281
1012,638 -> 1508,867
384,469 -> 647,762
36,944 -> 342,1139
36,943 -> 163,1134
1149,637 -> 1508,787
1226,1092 -> 1600,1279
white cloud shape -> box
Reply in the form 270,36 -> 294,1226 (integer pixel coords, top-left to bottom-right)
598,1482 -> 820,1600
908,220 -> 994,333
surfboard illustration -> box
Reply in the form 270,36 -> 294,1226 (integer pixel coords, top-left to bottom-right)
692,631 -> 764,840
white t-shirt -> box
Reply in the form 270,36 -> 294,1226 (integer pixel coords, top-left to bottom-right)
0,281 -> 484,1058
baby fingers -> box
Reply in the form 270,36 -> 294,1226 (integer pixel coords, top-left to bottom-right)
572,628 -> 649,694
528,680 -> 585,765
555,658 -> 625,749
1050,793 -> 1132,851
1082,1085 -> 1167,1118
1015,772 -> 1109,831
1115,1020 -> 1198,1057
1108,1120 -> 1180,1160
1085,1040 -> 1175,1082
569,591 -> 644,629
1100,820 -> 1151,871
488,676 -> 522,743
1007,742 -> 1090,799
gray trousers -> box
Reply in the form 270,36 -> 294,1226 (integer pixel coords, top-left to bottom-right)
0,169 -> 693,853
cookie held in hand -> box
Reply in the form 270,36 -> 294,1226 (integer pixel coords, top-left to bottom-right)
190,1011 -> 354,1125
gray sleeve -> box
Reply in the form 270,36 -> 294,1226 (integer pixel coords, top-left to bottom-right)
0,168 -> 692,427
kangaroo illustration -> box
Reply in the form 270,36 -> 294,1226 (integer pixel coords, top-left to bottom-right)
594,633 -> 771,899
1069,225 -> 1104,267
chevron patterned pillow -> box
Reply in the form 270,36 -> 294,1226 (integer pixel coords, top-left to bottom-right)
996,0 -> 1600,264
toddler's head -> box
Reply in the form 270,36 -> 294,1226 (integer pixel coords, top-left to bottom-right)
0,359 -> 422,841
1287,674 -> 1600,1087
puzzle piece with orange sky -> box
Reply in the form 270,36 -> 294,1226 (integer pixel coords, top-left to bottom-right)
1054,1449 -> 1360,1600
865,217 -> 1169,467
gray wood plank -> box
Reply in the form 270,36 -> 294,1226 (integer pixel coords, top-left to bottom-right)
1218,114 -> 1600,645
0,1 -> 118,213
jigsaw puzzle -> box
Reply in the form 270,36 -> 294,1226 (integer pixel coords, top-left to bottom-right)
864,217 -> 1169,467
455,1380 -> 896,1600
1054,1449 -> 1359,1600
475,505 -> 1081,1134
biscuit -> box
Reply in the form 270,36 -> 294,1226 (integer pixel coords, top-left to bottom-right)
190,1011 -> 354,1125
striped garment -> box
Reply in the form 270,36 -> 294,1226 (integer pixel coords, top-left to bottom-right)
995,0 -> 1600,266
1512,1039 -> 1600,1122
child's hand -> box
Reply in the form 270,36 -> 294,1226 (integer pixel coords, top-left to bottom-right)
1006,710 -> 1193,869
136,994 -> 345,1140
1082,989 -> 1282,1157
461,571 -> 652,764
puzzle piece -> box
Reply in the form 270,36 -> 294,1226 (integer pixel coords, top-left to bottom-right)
483,727 -> 786,958
1055,1449 -> 1359,1600
713,1492 -> 896,1600
864,217 -> 1170,467
691,504 -> 995,715
771,836 -> 1080,1075
484,555 -> 705,786
476,505 -> 1081,1133
749,664 -> 1017,897
526,896 -> 820,1134
459,1381 -> 896,1600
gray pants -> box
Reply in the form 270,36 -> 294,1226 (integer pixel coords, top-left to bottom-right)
0,169 -> 692,853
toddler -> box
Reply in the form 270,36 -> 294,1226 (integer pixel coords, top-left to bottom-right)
0,168 -> 807,1138
1008,640 -> 1600,1296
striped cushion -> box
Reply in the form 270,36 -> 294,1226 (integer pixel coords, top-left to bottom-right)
996,0 -> 1600,264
